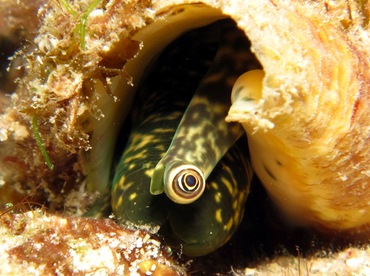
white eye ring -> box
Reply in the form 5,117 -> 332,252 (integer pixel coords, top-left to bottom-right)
164,163 -> 205,204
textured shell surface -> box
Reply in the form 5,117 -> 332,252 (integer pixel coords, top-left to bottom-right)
224,0 -> 370,233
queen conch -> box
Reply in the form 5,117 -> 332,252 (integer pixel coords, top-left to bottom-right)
0,0 -> 370,260
99,0 -> 370,236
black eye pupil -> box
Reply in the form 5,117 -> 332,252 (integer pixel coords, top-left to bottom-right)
185,175 -> 196,187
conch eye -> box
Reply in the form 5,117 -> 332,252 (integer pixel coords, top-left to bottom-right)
178,172 -> 199,191
164,164 -> 205,204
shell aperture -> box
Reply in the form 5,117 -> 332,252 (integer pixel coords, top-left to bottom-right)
112,21 -> 220,226
150,21 -> 260,204
111,19 -> 259,256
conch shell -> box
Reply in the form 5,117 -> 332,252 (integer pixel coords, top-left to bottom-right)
0,0 -> 370,260
92,0 -> 370,236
